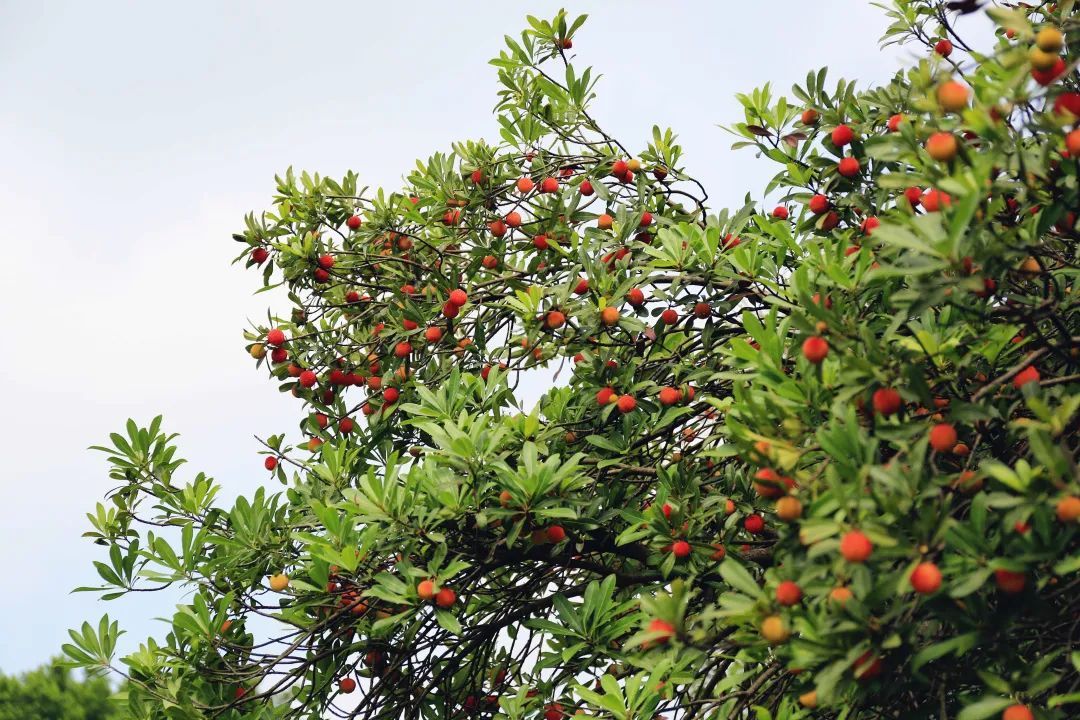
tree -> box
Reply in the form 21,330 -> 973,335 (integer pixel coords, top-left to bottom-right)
0,659 -> 127,720
66,2 -> 1080,718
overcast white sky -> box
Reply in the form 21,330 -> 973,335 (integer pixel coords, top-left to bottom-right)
0,1 -> 970,674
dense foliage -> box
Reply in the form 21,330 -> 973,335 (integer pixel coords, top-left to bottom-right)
66,2 -> 1080,719
0,660 -> 127,720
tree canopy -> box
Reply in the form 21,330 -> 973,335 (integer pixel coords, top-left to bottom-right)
66,2 -> 1080,719
0,660 -> 127,720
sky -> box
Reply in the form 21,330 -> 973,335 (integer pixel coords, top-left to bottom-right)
0,0 -> 966,674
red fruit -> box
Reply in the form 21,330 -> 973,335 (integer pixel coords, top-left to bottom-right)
264,456 -> 278,471
579,180 -> 594,196
772,206 -> 789,220
346,214 -> 362,230
314,413 -> 328,429
994,569 -> 1026,594
647,618 -> 675,644
488,219 -> 507,237
545,310 -> 566,330
862,216 -> 880,234
840,530 -> 873,563
318,254 -> 335,270
904,186 -> 923,207
394,341 -> 412,358
267,328 -> 286,346
339,417 -> 355,433
1053,93 -> 1080,119
808,194 -> 830,215
424,327 -> 443,343
442,301 -> 459,319
383,387 -> 400,404
775,580 -> 802,606
441,209 -> 460,226
853,652 -> 883,682
505,211 -> 522,227
596,387 -> 616,406
1013,365 -> 1040,389
801,108 -> 820,125
934,38 -> 953,56
872,388 -> 903,416
722,233 -> 741,249
1031,57 -> 1066,86
838,157 -> 860,177
612,159 -> 629,176
539,177 -> 559,193
616,394 -> 637,413
533,234 -> 549,251
821,211 -> 840,231
910,562 -> 942,594
802,336 -> 829,364
1002,705 -> 1034,720
658,387 -> 681,406
639,211 -> 653,227
744,514 -> 765,534
402,319 -> 418,331
299,370 -> 317,388
516,177 -> 534,193
270,347 -> 288,363
435,587 -> 456,608
449,289 -> 468,307
922,188 -> 952,212
470,168 -> 484,184
929,423 -> 958,453
339,678 -> 356,694
831,124 -> 854,147
1067,129 -> 1080,157
627,288 -> 645,307
753,468 -> 794,499
660,308 -> 678,325
693,302 -> 711,319
313,268 -> 330,283
671,540 -> 691,558
482,255 -> 498,270
251,247 -> 269,264
887,113 -> 904,132
546,525 -> 567,543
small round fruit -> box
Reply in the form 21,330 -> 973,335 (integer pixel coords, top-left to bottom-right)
1036,27 -> 1064,53
929,423 -> 958,453
831,125 -> 854,147
647,618 -> 675,645
830,586 -> 854,605
910,562 -> 942,594
269,574 -> 290,591
435,587 -> 457,608
838,157 -> 860,177
658,387 -> 681,406
264,456 -> 278,471
660,308 -> 678,324
339,677 -> 357,694
799,690 -> 817,708
1002,705 -> 1034,720
267,328 -> 286,346
1013,365 -> 1041,389
775,581 -> 802,606
934,38 -> 953,56
872,388 -> 903,416
546,310 -> 566,330
801,108 -> 820,125
417,579 -> 436,601
937,81 -> 970,113
802,336 -> 829,364
840,530 -> 873,563
600,307 -> 620,326
775,496 -> 803,522
994,569 -> 1026,594
1056,496 -> 1080,523
516,177 -> 534,193
760,615 -> 790,644
744,514 -> 765,534
926,132 -> 959,161
627,288 -> 645,307
546,525 -> 567,543
671,540 -> 691,558
616,394 -> 637,413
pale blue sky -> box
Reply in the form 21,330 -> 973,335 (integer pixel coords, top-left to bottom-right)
0,1 -> 966,673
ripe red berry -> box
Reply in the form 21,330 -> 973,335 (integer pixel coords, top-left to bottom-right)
658,387 -> 681,406
771,206 -> 789,220
394,341 -> 412,358
339,417 -> 355,433
744,514 -> 765,534
994,569 -> 1026,594
887,113 -> 904,132
251,247 -> 269,264
934,38 -> 953,57
539,177 -> 559,193
346,214 -> 362,230
647,618 -> 675,644
1002,705 -> 1034,720
862,216 -> 881,234
801,336 -> 829,364
505,211 -> 522,227
612,159 -> 628,176
435,587 -> 457,608
671,540 -> 691,558
872,388 -> 903,416
266,328 -> 286,346
840,530 -> 873,563
808,194 -> 830,215
660,308 -> 678,325
596,387 -> 616,406
318,254 -> 335,270
488,219 -> 507,237
910,562 -> 942,594
929,423 -> 958,453
838,157 -> 860,177
579,180 -> 594,196
424,327 -> 443,343
627,288 -> 645,307
800,108 -> 820,125
1013,365 -> 1040,389
831,124 -> 854,147
339,678 -> 356,694
775,580 -> 802,606
264,456 -> 278,471
383,387 -> 400,404
516,177 -> 534,193
533,234 -> 549,250
616,394 -> 637,413
449,289 -> 468,307
546,525 -> 567,543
